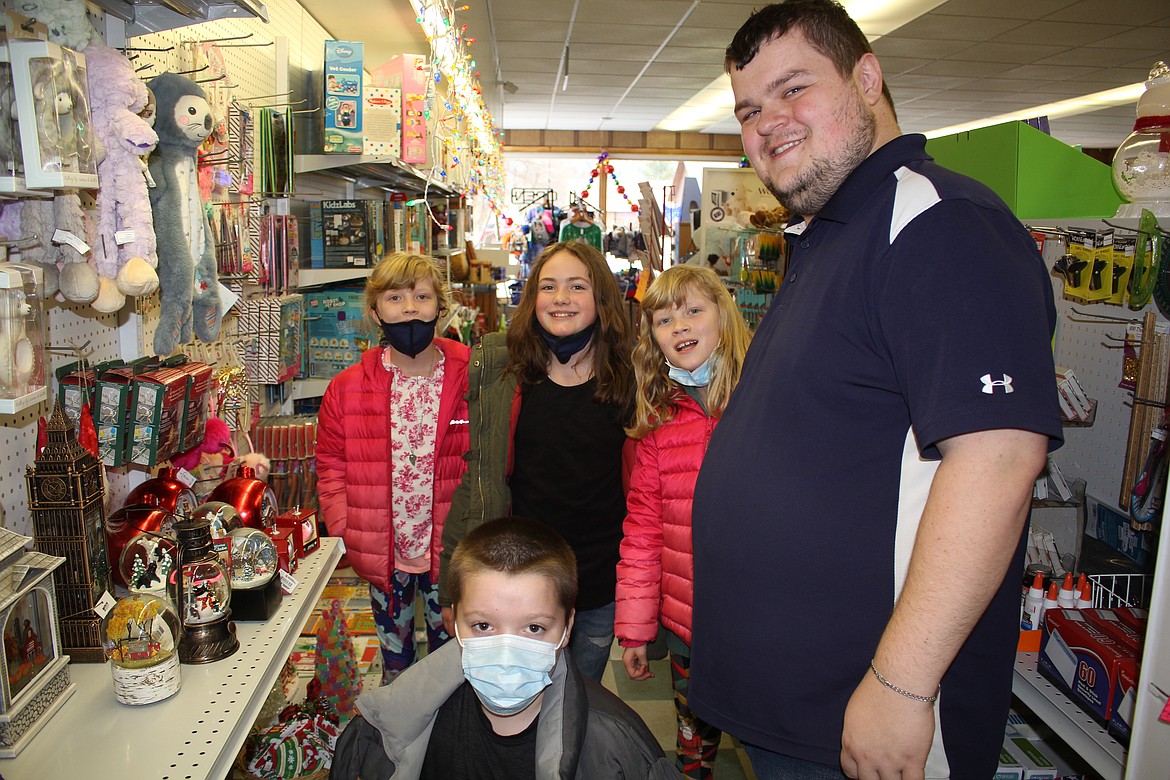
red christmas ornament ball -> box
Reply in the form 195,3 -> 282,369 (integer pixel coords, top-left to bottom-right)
506,217 -> 514,226
606,164 -> 614,174
616,185 -> 625,194
631,204 -> 640,212
581,190 -> 589,199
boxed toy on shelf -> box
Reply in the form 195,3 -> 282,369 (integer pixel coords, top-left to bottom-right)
303,289 -> 369,380
323,41 -> 363,154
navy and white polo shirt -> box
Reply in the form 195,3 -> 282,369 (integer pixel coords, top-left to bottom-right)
690,134 -> 1063,777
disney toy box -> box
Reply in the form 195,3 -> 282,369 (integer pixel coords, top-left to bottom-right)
323,41 -> 363,154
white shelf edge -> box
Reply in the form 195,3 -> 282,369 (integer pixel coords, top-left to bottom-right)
1013,652 -> 1125,780
0,386 -> 48,415
290,378 -> 330,400
297,267 -> 373,287
294,153 -> 400,174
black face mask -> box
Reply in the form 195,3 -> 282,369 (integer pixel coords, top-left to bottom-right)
379,315 -> 438,358
536,320 -> 597,364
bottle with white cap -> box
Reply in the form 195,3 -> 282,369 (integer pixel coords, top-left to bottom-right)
1075,579 -> 1094,609
1022,571 -> 1045,631
1057,572 -> 1077,609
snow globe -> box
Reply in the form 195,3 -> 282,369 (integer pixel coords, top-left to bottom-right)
171,517 -> 237,663
228,528 -> 282,621
119,533 -> 177,602
101,592 -> 181,705
1113,61 -> 1170,218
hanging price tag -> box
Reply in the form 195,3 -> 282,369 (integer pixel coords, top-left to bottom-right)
279,570 -> 298,595
94,590 -> 118,618
52,229 -> 91,254
114,230 -> 136,245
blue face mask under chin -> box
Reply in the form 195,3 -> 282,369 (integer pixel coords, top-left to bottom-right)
665,353 -> 716,387
537,320 -> 597,364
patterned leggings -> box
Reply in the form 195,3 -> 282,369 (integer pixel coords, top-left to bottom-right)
369,570 -> 448,685
671,644 -> 723,779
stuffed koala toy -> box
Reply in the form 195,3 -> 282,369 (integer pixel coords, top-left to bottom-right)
85,45 -> 158,308
147,72 -> 221,356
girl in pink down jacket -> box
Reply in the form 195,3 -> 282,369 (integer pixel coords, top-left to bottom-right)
316,253 -> 470,685
616,265 -> 751,780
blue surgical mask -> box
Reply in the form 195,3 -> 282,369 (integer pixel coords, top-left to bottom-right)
378,315 -> 438,358
456,626 -> 566,716
665,354 -> 716,387
536,321 -> 596,364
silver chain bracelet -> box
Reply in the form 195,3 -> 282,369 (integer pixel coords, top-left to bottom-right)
869,661 -> 940,704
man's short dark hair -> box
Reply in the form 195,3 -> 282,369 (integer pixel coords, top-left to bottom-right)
725,0 -> 895,112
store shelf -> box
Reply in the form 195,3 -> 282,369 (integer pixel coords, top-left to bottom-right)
0,386 -> 48,415
291,378 -> 330,400
1,538 -> 342,780
297,267 -> 373,287
1012,652 -> 1125,780
295,154 -> 457,197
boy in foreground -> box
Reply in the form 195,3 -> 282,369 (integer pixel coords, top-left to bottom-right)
331,516 -> 679,779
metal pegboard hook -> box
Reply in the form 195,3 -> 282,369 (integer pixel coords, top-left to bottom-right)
1068,307 -> 1140,325
187,32 -> 254,44
1103,218 -> 1169,238
173,64 -> 209,76
120,44 -> 174,53
239,89 -> 292,101
45,339 -> 93,366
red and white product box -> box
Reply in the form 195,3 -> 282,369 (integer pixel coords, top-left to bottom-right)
1108,661 -> 1139,745
1040,608 -> 1137,723
1081,608 -> 1144,658
265,526 -> 298,574
1112,606 -> 1148,636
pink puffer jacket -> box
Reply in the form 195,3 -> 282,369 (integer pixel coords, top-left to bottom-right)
316,339 -> 470,593
615,392 -> 715,647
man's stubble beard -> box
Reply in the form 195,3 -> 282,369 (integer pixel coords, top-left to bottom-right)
759,97 -> 878,218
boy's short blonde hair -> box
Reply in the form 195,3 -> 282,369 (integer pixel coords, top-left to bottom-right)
449,517 -> 578,618
363,252 -> 451,331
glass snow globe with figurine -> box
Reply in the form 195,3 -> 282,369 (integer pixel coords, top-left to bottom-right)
119,533 -> 177,602
101,592 -> 182,705
227,527 -> 282,620
170,517 -> 237,663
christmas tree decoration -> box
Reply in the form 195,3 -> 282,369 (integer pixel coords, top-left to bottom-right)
312,599 -> 360,725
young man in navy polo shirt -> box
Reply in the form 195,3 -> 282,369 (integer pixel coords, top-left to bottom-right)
690,2 -> 1063,779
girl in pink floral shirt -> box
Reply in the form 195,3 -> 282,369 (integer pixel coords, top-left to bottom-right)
316,253 -> 471,683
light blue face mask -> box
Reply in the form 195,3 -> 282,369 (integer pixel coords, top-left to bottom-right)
456,626 -> 567,716
665,354 -> 717,387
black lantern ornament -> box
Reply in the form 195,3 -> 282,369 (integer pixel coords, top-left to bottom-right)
26,405 -> 110,662
171,517 -> 238,664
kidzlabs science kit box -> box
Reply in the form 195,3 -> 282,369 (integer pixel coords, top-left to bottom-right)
324,41 -> 363,153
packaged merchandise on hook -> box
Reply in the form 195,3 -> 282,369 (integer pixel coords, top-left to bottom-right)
7,38 -> 97,189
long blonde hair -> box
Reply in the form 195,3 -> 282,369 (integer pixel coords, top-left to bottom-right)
628,265 -> 751,438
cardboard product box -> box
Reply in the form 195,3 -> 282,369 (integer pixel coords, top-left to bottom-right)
273,509 -> 305,560
995,742 -> 1024,780
1086,495 -> 1156,570
97,359 -> 158,466
1081,608 -> 1144,658
131,366 -> 191,466
1108,661 -> 1139,745
307,202 -> 325,269
1040,608 -> 1137,723
56,359 -> 107,433
1001,736 -> 1057,780
371,54 -> 428,164
320,199 -> 373,268
323,41 -> 363,154
304,289 -> 370,380
363,86 -> 401,157
179,362 -> 214,454
1112,606 -> 1148,636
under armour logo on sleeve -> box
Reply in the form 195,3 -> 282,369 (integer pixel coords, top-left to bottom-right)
980,374 -> 1014,394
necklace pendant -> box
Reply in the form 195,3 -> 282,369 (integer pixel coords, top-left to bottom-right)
409,453 -> 417,465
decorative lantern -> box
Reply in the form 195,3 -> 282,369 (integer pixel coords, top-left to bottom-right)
208,466 -> 279,530
1113,61 -> 1170,218
228,528 -> 282,621
26,405 -> 110,662
0,263 -> 47,414
171,518 -> 238,664
101,592 -> 182,705
189,501 -> 242,574
0,526 -> 73,757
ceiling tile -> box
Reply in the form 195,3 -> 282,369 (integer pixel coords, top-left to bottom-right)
992,20 -> 1132,46
873,37 -> 980,59
1045,0 -> 1170,26
886,14 -> 1025,41
928,0 -> 1077,19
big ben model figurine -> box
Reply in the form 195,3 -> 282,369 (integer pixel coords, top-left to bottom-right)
26,406 -> 110,662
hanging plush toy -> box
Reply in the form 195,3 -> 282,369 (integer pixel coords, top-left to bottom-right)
85,45 -> 158,308
1,0 -> 92,51
147,72 -> 221,356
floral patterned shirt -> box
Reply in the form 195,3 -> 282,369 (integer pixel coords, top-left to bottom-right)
388,351 -> 445,572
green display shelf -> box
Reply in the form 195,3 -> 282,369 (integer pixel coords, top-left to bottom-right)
926,121 -> 1123,221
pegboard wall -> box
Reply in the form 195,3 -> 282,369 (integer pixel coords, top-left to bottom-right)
1044,221 -> 1169,515
0,0 -> 334,537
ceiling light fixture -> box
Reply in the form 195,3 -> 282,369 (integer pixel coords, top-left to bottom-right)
654,0 -> 949,133
923,82 -> 1146,139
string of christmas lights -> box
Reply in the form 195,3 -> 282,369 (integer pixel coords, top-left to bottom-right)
580,151 -> 640,213
411,0 -> 506,219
